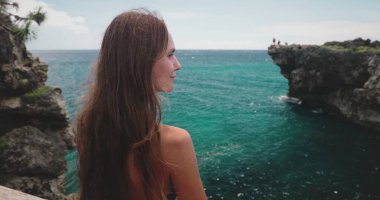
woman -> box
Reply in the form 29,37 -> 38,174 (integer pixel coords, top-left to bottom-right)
76,9 -> 207,200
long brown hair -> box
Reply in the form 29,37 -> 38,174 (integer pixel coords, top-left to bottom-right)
76,9 -> 169,200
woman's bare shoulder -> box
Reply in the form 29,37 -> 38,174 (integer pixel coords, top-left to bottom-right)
160,124 -> 191,147
160,124 -> 207,199
160,124 -> 194,163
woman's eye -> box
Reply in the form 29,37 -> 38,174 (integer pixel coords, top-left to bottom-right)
168,53 -> 174,57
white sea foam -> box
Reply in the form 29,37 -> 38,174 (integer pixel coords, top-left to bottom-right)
278,95 -> 302,104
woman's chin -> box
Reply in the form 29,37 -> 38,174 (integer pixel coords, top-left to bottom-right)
162,86 -> 174,93
163,88 -> 173,93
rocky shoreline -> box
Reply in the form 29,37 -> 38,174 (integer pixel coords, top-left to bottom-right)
0,16 -> 75,199
268,38 -> 380,133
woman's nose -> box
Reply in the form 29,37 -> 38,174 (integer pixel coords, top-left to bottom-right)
174,56 -> 181,71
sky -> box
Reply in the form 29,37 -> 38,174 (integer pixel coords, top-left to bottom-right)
10,0 -> 380,50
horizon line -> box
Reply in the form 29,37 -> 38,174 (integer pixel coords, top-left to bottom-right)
30,48 -> 268,51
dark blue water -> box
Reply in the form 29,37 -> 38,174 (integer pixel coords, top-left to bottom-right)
32,50 -> 380,200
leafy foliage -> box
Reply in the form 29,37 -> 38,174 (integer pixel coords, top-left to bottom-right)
0,138 -> 8,154
321,45 -> 380,53
0,0 -> 46,41
22,85 -> 53,100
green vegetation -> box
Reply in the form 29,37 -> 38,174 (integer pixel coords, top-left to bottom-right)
321,45 -> 380,53
18,78 -> 28,86
23,85 -> 53,100
0,138 -> 7,154
0,0 -> 46,41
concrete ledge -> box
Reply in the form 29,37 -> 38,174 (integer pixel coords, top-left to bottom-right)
0,185 -> 45,200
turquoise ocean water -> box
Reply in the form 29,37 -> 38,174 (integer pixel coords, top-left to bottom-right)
32,50 -> 380,200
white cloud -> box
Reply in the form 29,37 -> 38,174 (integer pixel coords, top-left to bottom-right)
174,20 -> 380,50
12,0 -> 89,33
255,20 -> 380,45
177,37 -> 264,50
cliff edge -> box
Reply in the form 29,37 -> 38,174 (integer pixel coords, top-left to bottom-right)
0,15 -> 75,199
268,38 -> 380,133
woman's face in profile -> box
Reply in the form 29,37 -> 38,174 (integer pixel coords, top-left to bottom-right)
152,34 -> 181,93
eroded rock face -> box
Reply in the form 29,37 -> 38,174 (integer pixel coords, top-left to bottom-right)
0,22 -> 13,64
0,20 -> 48,96
0,126 -> 66,176
268,38 -> 380,133
0,175 -> 65,199
0,88 -> 70,135
0,13 -> 75,199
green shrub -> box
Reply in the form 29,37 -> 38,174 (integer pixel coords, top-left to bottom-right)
321,45 -> 380,53
19,78 -> 29,86
0,139 -> 7,154
23,85 -> 53,99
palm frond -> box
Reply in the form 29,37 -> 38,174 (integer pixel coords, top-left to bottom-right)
1,1 -> 45,41
12,20 -> 36,41
0,0 -> 9,6
27,6 -> 46,25
11,2 -> 18,10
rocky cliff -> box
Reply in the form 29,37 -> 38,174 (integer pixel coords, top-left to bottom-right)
268,38 -> 380,133
0,16 -> 75,199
